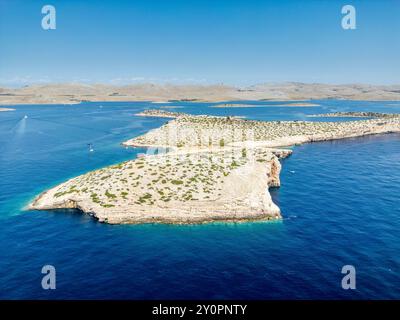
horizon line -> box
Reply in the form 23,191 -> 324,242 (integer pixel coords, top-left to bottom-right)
2,81 -> 400,90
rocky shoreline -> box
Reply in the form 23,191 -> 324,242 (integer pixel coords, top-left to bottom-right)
29,111 -> 400,224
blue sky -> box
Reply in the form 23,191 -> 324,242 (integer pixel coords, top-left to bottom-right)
0,0 -> 399,86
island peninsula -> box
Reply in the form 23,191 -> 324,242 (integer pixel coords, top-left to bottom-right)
29,110 -> 400,224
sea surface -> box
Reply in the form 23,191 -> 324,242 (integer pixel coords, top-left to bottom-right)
0,100 -> 399,299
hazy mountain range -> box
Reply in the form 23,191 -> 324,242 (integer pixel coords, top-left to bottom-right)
1,82 -> 400,105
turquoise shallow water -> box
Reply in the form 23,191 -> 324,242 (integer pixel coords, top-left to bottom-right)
0,100 -> 399,299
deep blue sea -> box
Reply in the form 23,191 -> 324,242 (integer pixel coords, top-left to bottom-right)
0,100 -> 399,299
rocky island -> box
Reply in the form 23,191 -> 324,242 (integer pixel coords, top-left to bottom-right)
135,109 -> 187,118
29,110 -> 400,224
212,102 -> 320,108
308,111 -> 398,118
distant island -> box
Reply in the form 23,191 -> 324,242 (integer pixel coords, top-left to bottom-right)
1,82 -> 400,105
135,110 -> 187,118
271,102 -> 321,107
308,111 -> 398,118
212,102 -> 320,108
29,110 -> 400,224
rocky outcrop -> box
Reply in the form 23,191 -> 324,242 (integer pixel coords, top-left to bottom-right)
267,156 -> 282,188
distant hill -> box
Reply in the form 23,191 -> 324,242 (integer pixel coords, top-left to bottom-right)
1,82 -> 399,105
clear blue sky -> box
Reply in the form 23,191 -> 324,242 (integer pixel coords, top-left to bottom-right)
0,0 -> 399,86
